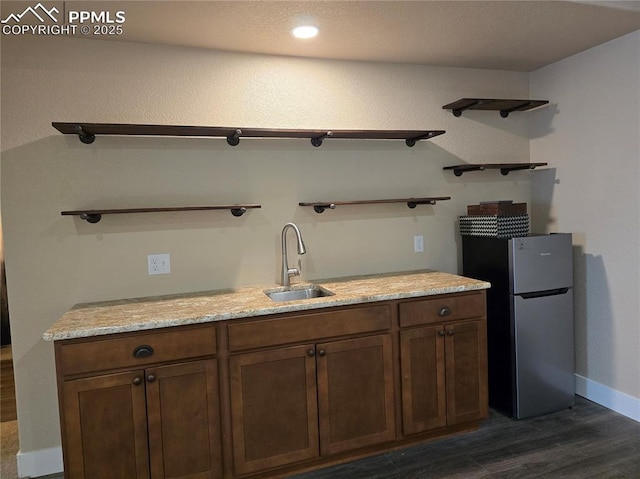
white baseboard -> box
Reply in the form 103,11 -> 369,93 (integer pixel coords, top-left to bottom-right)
576,374 -> 640,423
16,446 -> 63,478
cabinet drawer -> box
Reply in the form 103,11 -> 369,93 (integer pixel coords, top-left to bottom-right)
399,292 -> 485,328
228,304 -> 391,351
57,325 -> 217,376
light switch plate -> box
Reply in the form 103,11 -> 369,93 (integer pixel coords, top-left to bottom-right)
414,235 -> 424,253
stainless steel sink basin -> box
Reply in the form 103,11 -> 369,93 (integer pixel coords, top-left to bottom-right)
264,285 -> 335,302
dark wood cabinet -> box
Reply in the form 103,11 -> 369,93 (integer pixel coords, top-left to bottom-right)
444,320 -> 488,426
317,334 -> 395,455
55,291 -> 487,479
62,370 -> 150,479
229,345 -> 319,475
400,325 -> 447,434
56,326 -> 222,479
399,293 -> 488,436
146,360 -> 222,479
230,332 -> 395,475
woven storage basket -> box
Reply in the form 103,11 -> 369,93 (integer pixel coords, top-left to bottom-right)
459,214 -> 529,238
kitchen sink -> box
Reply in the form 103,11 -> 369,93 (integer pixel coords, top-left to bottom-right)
264,285 -> 335,302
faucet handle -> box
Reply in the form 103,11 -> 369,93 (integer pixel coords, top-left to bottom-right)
287,259 -> 303,279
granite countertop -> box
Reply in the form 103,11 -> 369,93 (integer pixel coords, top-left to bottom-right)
43,270 -> 490,341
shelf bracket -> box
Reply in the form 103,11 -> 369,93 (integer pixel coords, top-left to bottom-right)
499,101 -> 533,118
500,164 -> 538,175
226,129 -> 242,146
312,204 -> 336,214
79,213 -> 102,223
75,126 -> 95,144
405,132 -> 435,147
311,131 -> 333,147
230,207 -> 247,217
407,200 -> 436,208
453,166 -> 485,177
451,100 -> 480,118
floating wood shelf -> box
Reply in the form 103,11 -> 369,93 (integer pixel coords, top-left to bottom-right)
52,122 -> 446,148
299,197 -> 451,214
61,205 -> 262,223
442,98 -> 549,118
443,163 -> 548,177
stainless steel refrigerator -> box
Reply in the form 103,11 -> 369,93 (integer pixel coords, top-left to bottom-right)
462,233 -> 574,419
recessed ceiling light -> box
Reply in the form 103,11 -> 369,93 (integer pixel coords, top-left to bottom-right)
291,25 -> 319,39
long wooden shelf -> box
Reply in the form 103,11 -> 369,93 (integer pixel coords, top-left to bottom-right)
443,163 -> 548,177
442,98 -> 549,118
61,205 -> 261,223
299,197 -> 451,214
52,122 -> 446,148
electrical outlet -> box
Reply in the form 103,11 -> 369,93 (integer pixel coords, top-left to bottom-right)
148,254 -> 171,275
414,235 -> 424,253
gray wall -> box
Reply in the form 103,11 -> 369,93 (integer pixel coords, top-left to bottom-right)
1,35 -> 533,476
531,31 -> 640,413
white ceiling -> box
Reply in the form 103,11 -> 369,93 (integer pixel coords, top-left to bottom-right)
5,1 -> 640,71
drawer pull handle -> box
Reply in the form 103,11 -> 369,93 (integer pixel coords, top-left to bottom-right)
447,329 -> 454,336
308,349 -> 316,357
318,349 -> 326,357
132,376 -> 142,386
133,345 -> 155,359
438,306 -> 452,317
147,374 -> 156,383
438,330 -> 446,337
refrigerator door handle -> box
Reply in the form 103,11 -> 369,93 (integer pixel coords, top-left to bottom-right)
518,288 -> 570,299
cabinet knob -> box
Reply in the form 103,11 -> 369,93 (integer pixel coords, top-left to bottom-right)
438,330 -> 446,337
133,345 -> 155,359
308,349 -> 316,357
438,306 -> 452,317
447,329 -> 454,336
132,376 -> 142,386
318,349 -> 326,357
147,374 -> 156,383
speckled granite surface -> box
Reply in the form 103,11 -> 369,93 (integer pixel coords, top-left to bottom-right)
43,270 -> 490,341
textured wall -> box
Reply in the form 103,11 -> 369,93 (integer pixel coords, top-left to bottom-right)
530,31 -> 640,401
1,35 -> 531,473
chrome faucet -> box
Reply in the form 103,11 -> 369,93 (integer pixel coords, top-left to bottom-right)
280,223 -> 306,287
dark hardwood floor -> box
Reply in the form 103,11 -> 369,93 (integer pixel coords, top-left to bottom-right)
1,391 -> 637,478
290,396 -> 640,479
0,345 -> 16,423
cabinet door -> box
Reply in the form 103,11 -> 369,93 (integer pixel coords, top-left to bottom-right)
230,345 -> 319,475
316,334 -> 395,455
444,320 -> 488,425
62,371 -> 150,479
145,360 -> 222,479
399,325 -> 447,435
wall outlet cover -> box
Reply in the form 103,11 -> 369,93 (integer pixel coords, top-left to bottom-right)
414,235 -> 424,253
148,253 -> 171,275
